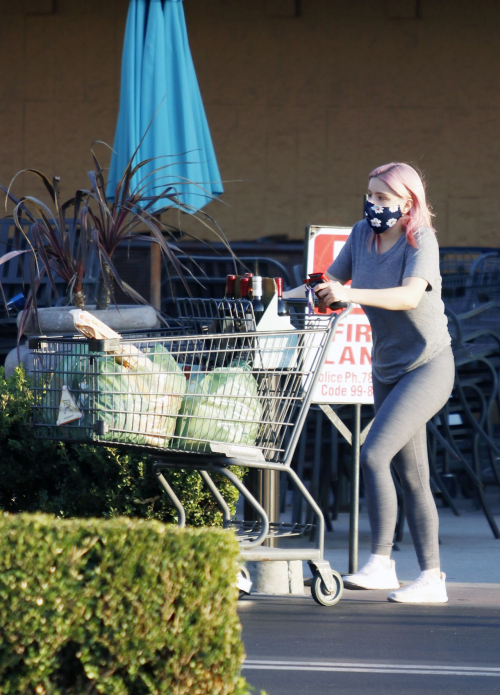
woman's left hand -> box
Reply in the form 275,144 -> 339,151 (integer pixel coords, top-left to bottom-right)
315,281 -> 350,310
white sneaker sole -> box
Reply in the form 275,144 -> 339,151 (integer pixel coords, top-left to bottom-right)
387,593 -> 448,604
343,577 -> 401,591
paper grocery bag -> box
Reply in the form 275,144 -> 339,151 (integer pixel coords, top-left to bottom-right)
70,310 -> 155,372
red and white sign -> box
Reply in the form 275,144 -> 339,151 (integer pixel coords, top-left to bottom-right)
306,226 -> 374,405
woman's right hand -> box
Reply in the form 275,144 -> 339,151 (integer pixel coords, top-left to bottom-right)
315,281 -> 350,310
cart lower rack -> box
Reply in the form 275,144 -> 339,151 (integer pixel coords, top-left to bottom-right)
29,298 -> 353,606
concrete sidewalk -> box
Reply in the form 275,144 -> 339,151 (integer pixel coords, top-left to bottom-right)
313,494 -> 500,585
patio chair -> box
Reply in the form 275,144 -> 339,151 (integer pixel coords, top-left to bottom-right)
425,305 -> 500,538
439,246 -> 496,275
442,251 -> 500,315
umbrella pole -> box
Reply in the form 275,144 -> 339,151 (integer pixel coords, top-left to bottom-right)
150,214 -> 162,311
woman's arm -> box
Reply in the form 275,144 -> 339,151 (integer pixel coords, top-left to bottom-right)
316,276 -> 429,311
282,275 -> 345,301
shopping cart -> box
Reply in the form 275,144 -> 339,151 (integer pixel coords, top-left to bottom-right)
29,297 -> 352,607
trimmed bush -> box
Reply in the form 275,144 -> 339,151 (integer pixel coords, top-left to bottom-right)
0,367 -> 242,525
0,513 -> 249,694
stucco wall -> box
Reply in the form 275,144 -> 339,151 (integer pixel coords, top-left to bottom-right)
0,0 -> 499,245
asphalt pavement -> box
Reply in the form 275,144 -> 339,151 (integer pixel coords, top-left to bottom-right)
240,497 -> 500,694
239,585 -> 500,695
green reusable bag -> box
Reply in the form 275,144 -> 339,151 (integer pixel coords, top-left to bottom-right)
43,342 -> 187,447
173,362 -> 263,453
92,357 -> 153,446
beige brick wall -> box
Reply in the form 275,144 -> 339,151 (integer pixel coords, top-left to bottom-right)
0,0 -> 499,245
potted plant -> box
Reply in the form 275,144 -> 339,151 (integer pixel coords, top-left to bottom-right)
1,140 -> 235,372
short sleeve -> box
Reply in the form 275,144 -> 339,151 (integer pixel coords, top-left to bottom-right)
326,232 -> 352,283
403,229 -> 440,291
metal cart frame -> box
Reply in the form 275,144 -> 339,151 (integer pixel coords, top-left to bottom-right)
29,298 -> 353,607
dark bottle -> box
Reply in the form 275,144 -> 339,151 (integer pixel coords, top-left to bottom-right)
239,276 -> 252,300
214,275 -> 239,364
241,271 -> 254,294
274,277 -> 289,317
225,275 -> 237,299
235,275 -> 254,333
218,274 -> 237,333
250,275 -> 266,326
238,275 -> 254,330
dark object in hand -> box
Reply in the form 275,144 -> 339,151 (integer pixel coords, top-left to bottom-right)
304,273 -> 330,290
304,273 -> 347,311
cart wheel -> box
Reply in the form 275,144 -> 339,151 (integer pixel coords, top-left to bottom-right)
237,566 -> 252,599
239,565 -> 251,582
311,570 -> 343,607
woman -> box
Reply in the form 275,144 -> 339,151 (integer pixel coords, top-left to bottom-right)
291,162 -> 454,603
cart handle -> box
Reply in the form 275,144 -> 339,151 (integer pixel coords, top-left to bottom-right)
284,298 -> 349,310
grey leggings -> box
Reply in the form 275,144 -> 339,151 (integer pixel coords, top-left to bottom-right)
360,346 -> 455,570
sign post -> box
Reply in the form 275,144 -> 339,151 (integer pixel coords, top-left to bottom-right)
306,225 -> 374,573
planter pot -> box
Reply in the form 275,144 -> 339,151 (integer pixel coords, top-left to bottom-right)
17,304 -> 158,336
5,304 -> 159,378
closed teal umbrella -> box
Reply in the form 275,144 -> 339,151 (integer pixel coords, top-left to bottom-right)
108,0 -> 223,213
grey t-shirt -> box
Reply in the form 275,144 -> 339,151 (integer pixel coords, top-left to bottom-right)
327,220 -> 451,383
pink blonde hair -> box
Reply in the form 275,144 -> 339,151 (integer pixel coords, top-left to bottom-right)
367,162 -> 435,249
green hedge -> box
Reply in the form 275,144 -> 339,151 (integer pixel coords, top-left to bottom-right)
0,513 -> 250,694
0,367 -> 241,526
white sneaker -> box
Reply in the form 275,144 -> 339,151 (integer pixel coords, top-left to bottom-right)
387,572 -> 448,603
343,556 -> 400,590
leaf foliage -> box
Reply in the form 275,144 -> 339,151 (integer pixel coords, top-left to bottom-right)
2,138 -> 237,321
0,513 -> 250,694
0,366 -> 242,528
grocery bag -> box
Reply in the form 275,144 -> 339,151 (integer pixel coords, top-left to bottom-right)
173,361 -> 263,453
44,339 -> 186,447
